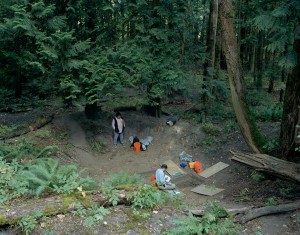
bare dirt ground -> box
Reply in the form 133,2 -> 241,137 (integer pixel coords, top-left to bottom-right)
1,107 -> 300,234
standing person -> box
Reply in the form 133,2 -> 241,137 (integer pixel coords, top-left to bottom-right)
155,164 -> 176,190
112,112 -> 125,147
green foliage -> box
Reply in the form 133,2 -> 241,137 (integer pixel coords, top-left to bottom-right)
279,187 -> 293,198
201,123 -> 221,136
251,0 -> 300,69
127,184 -> 169,209
0,157 -> 28,203
72,203 -> 110,227
265,197 -> 277,206
263,139 -> 279,151
296,213 -> 300,223
252,104 -> 283,122
0,124 -> 22,136
183,111 -> 203,124
102,187 -> 120,206
224,120 -> 239,134
104,171 -> 143,187
17,211 -> 43,235
20,158 -> 95,196
87,137 -> 107,154
251,171 -> 266,182
0,138 -> 57,161
165,202 -> 239,235
201,136 -> 217,146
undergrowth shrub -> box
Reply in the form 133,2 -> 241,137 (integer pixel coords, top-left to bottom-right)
17,211 -> 44,235
0,157 -> 29,203
183,110 -> 203,124
72,203 -> 110,227
104,171 -> 143,187
0,138 -> 58,161
252,104 -> 282,121
21,158 -> 96,196
165,201 -> 239,235
127,184 -> 170,209
224,120 -> 239,134
0,123 -> 26,136
201,123 -> 221,136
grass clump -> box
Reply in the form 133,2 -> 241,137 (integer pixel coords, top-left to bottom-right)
201,123 -> 221,136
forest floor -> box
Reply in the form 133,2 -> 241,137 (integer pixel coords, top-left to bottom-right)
1,104 -> 300,234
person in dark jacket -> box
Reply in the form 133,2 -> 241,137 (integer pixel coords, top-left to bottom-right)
112,112 -> 125,146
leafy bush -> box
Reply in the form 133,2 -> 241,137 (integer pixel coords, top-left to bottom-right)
20,158 -> 96,196
224,120 -> 239,134
165,202 -> 239,235
201,123 -> 221,136
183,111 -> 203,124
105,171 -> 143,187
263,139 -> 279,151
72,203 -> 110,227
0,157 -> 29,203
265,197 -> 277,206
252,104 -> 283,121
0,139 -> 58,161
251,171 -> 266,182
127,184 -> 169,209
17,211 -> 43,235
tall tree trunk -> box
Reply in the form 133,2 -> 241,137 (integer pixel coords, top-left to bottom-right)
208,0 -> 219,69
202,0 -> 219,102
280,27 -> 300,160
219,0 -> 264,153
279,70 -> 285,102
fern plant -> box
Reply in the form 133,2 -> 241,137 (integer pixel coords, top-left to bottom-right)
165,202 -> 239,235
127,184 -> 169,209
20,158 -> 95,196
0,157 -> 29,203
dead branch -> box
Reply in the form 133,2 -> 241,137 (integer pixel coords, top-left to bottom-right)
235,200 -> 300,224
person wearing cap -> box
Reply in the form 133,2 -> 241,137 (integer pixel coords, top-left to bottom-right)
155,164 -> 176,190
112,112 -> 125,146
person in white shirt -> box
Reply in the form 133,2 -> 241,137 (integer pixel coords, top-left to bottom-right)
112,112 -> 125,146
155,164 -> 175,190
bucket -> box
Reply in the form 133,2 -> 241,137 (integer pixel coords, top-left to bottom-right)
189,162 -> 195,169
134,142 -> 141,153
194,161 -> 202,174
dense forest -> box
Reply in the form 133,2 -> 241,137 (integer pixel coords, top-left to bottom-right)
0,0 -> 300,234
0,0 -> 299,159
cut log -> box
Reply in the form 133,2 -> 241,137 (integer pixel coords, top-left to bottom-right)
0,114 -> 54,140
0,191 -> 130,226
230,151 -> 300,184
235,200 -> 300,224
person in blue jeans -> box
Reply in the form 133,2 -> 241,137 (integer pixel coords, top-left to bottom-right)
155,164 -> 175,190
112,112 -> 125,146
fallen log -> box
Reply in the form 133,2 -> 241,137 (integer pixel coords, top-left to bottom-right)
0,190 -> 130,226
230,151 -> 300,184
0,114 -> 54,140
188,206 -> 253,216
235,200 -> 300,224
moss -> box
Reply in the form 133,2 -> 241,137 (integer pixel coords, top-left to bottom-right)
0,214 -> 19,226
60,193 -> 92,209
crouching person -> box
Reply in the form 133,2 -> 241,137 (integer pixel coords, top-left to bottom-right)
155,164 -> 176,190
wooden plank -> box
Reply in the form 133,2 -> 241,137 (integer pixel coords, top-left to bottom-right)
164,160 -> 186,177
190,184 -> 224,196
198,162 -> 229,178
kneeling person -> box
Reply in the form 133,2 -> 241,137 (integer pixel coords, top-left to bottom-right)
155,164 -> 175,190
